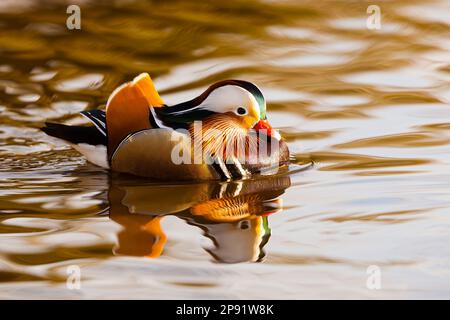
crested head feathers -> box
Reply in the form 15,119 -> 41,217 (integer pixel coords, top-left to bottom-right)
155,79 -> 266,129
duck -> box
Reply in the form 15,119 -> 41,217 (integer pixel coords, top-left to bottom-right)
42,73 -> 290,180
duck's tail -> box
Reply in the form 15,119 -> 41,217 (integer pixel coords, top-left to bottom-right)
41,122 -> 109,169
42,122 -> 107,146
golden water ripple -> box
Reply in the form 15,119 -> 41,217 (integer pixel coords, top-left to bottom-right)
0,0 -> 449,299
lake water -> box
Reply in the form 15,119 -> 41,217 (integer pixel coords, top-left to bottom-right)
0,0 -> 450,299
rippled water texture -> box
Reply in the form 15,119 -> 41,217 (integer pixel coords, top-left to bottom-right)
1,0 -> 450,299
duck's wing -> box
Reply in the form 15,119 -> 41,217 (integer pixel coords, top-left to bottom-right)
110,128 -> 219,180
80,109 -> 107,136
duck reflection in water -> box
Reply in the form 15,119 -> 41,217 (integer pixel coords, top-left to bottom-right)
107,174 -> 291,263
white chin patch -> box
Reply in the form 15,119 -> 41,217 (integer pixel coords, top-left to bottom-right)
72,143 -> 109,169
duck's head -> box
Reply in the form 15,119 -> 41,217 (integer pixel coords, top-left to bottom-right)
160,79 -> 281,140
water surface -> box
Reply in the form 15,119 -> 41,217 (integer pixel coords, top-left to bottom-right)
1,0 -> 450,299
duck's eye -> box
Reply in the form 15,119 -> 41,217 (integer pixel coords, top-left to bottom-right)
236,107 -> 247,115
238,220 -> 250,230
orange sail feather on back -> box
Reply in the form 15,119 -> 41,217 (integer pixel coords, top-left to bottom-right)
105,73 -> 164,158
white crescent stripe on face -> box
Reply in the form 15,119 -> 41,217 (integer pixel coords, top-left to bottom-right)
198,85 -> 258,114
165,85 -> 260,124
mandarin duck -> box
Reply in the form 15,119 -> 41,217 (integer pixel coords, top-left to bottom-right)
42,73 -> 290,180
